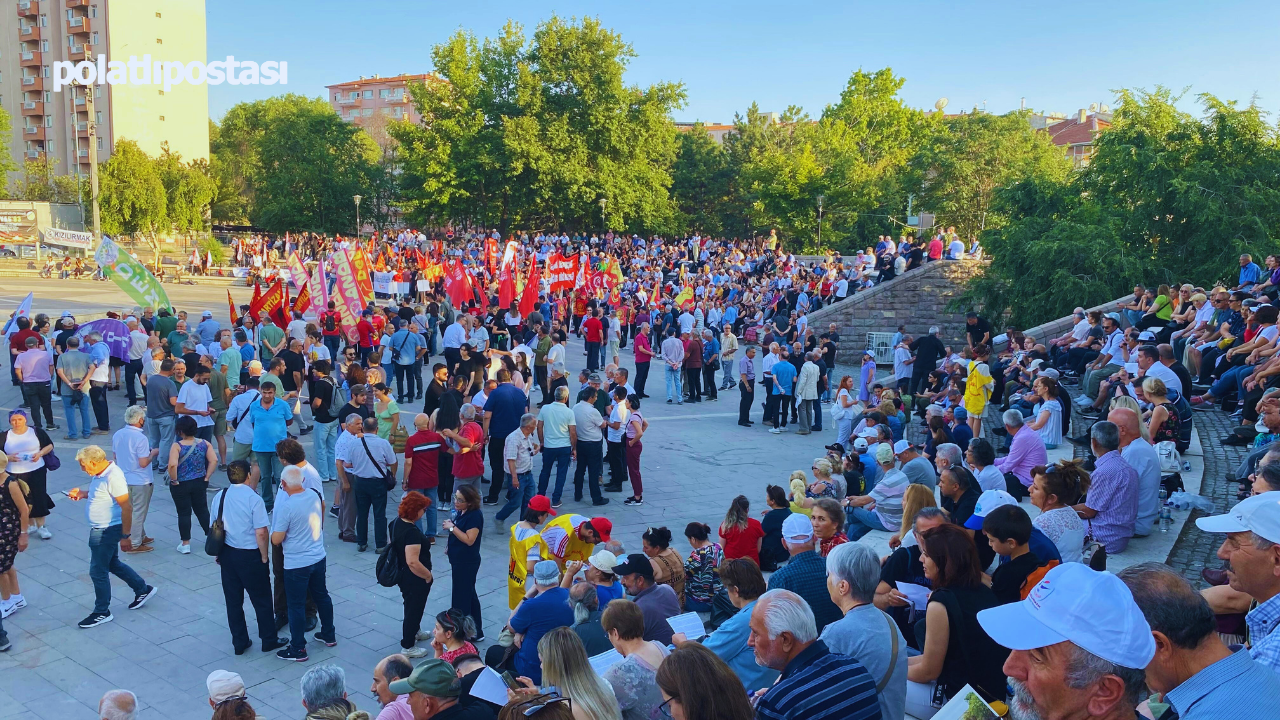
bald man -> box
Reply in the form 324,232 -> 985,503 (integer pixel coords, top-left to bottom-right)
1109,407 -> 1162,536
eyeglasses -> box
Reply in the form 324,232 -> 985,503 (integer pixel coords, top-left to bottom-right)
658,698 -> 676,719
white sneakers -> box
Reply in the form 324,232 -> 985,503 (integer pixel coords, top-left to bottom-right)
36,527 -> 51,540
416,630 -> 433,641
176,543 -> 191,555
1,595 -> 26,618
403,646 -> 429,658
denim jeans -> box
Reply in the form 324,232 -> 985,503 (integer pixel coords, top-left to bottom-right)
313,419 -> 339,481
88,524 -> 147,613
353,475 -> 389,548
145,415 -> 176,472
537,446 -> 573,503
720,358 -> 736,388
665,366 -> 683,402
62,393 -> 92,438
254,452 -> 283,512
408,489 -> 438,536
282,558 -> 336,652
846,507 -> 891,541
495,471 -> 534,523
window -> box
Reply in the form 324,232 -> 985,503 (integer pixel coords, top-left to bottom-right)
90,5 -> 97,18
42,91 -> 48,102
44,115 -> 51,127
41,65 -> 48,78
39,14 -> 46,26
68,36 -> 75,47
66,9 -> 73,20
363,90 -> 372,99
379,89 -> 389,98
97,137 -> 103,150
93,85 -> 99,97
349,91 -> 358,100
362,108 -> 372,116
40,40 -> 48,52
394,107 -> 403,118
46,140 -> 53,154
90,32 -> 97,45
96,111 -> 101,123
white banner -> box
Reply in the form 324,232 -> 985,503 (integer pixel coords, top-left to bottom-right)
40,227 -> 93,250
416,279 -> 430,291
373,271 -> 393,294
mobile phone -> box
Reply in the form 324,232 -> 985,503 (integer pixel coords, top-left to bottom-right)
500,672 -> 521,691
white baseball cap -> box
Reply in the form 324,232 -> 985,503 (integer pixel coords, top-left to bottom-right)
1196,491 -> 1280,544
964,489 -> 1018,530
587,550 -> 618,574
893,439 -> 912,455
852,437 -> 869,451
977,563 -> 1155,670
781,513 -> 814,543
1137,331 -> 1156,341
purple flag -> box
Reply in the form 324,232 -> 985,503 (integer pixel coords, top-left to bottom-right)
74,319 -> 130,362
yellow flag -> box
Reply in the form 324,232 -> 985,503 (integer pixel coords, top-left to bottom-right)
674,286 -> 694,310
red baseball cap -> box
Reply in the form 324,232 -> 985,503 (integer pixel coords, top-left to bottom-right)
588,517 -> 612,543
528,495 -> 556,515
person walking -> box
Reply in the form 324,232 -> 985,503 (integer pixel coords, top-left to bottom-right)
14,337 -> 56,432
482,368 -> 528,506
70,445 -> 157,629
443,484 -> 485,641
56,336 -> 94,440
495,414 -> 540,525
389,492 -> 434,658
248,382 -> 293,513
271,466 -> 336,661
0,410 -> 54,540
167,416 -> 216,555
347,417 -> 398,553
211,460 -> 287,656
113,406 -> 157,552
0,456 -> 30,620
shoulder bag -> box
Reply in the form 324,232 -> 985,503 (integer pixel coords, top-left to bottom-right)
1082,518 -> 1107,571
360,436 -> 397,491
204,487 -> 229,556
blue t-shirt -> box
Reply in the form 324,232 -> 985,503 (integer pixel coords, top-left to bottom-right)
771,361 -> 797,396
239,343 -> 256,364
248,398 -> 293,452
509,587 -> 574,684
595,581 -> 625,606
484,383 -> 528,439
389,329 -> 424,366
703,338 -> 720,363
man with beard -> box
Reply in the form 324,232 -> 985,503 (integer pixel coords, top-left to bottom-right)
976,563 -> 1152,720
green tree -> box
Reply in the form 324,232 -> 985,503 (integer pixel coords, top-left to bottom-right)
671,122 -> 732,235
910,109 -> 1070,241
9,158 -> 83,204
98,139 -> 167,238
393,16 -> 686,234
155,144 -> 215,236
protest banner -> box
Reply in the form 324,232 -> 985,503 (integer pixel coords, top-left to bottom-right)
328,249 -> 365,342
546,253 -> 579,293
94,235 -> 173,312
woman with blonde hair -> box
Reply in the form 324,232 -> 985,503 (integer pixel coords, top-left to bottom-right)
889,483 -> 938,550
1142,377 -> 1182,447
1108,394 -> 1151,442
786,471 -> 813,514
536,627 -> 622,720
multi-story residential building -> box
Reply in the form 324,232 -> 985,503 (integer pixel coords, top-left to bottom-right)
0,0 -> 209,180
326,73 -> 432,127
1044,109 -> 1112,169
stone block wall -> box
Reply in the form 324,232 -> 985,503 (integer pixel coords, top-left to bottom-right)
806,259 -> 988,351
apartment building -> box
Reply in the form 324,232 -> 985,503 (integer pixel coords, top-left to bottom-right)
0,0 -> 209,180
326,73 -> 432,126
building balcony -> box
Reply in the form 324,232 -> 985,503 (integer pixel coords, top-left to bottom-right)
27,150 -> 45,160
21,77 -> 43,90
19,24 -> 41,40
68,45 -> 87,61
20,50 -> 41,68
335,97 -> 358,105
66,0 -> 90,6
17,1 -> 36,18
67,15 -> 91,34
21,101 -> 42,116
73,95 -> 85,106
23,126 -> 46,141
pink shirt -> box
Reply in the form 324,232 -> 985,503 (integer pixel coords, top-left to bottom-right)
376,696 -> 414,720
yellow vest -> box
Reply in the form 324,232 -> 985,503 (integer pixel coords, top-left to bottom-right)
540,514 -> 596,564
508,523 -> 548,609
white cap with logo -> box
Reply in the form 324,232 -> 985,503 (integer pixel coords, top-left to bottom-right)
977,563 -> 1155,669
1195,491 -> 1280,543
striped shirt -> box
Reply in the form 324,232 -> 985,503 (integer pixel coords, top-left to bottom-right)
754,640 -> 882,720
1247,593 -> 1280,674
1083,450 -> 1139,553
1166,647 -> 1280,719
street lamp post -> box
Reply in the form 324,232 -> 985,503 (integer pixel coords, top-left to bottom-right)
598,197 -> 607,231
816,194 -> 825,249
353,195 -> 362,239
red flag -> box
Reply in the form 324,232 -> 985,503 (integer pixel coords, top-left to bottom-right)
249,283 -> 263,319
293,282 -> 311,315
444,260 -> 471,307
519,255 -> 539,317
227,289 -> 239,325
498,263 -> 516,310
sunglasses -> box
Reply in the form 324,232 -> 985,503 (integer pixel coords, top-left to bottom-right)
514,695 -> 572,717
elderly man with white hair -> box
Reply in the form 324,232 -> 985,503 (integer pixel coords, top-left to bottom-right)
748,589 -> 882,720
124,316 -> 150,406
933,442 -> 963,474
98,689 -> 138,720
270,462 -> 336,662
823,542 -> 908,720
993,408 -> 1048,501
300,664 -> 351,714
113,405 -> 158,552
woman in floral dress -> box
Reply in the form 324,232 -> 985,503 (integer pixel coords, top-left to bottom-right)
682,522 -> 724,613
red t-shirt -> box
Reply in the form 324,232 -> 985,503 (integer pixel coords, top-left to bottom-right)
927,239 -> 944,260
320,311 -> 342,337
719,519 -> 765,565
582,317 -> 603,343
405,430 -> 443,490
8,329 -> 43,355
451,422 -> 485,478
371,314 -> 386,335
356,320 -> 374,349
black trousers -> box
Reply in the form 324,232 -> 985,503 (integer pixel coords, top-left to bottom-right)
398,576 -> 432,650
635,361 -> 650,397
605,439 -> 625,488
444,347 -> 462,378
272,542 -> 317,625
739,379 -> 755,423
437,453 -> 454,506
685,366 -> 702,401
21,382 -> 53,429
169,480 -> 210,542
484,436 -> 508,503
586,341 -> 601,370
125,358 -> 144,405
761,377 -> 775,422
573,439 -> 605,502
220,546 -> 276,650
535,365 -> 549,405
395,364 -> 416,401
90,381 -> 110,431
703,366 -> 718,400
451,557 -> 483,639
765,394 -> 789,428
353,476 -> 389,549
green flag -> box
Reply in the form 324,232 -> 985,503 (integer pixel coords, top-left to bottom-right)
93,236 -> 173,312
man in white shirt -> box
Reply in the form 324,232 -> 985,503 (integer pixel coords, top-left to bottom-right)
72,445 -> 157,629
226,377 -> 261,463
112,405 -> 158,551
177,365 -> 216,442
537,386 -> 579,507
660,329 -> 686,404
270,466 -> 335,661
761,343 -> 781,424
287,312 -> 309,344
442,316 -> 468,376
125,317 -> 150,406
212,460 -> 286,655
1111,408 -> 1162,537
1135,344 -> 1183,398
893,338 -> 914,394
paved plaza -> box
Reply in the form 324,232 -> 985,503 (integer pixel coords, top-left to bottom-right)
0,282 -> 851,719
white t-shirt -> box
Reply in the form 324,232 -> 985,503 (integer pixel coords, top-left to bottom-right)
86,463 -> 128,529
297,462 -> 323,496
287,319 -> 309,342
607,403 -> 630,443
177,381 -> 215,428
3,428 -> 42,474
210,483 -> 269,551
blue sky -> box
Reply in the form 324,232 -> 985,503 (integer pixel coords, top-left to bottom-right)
208,0 -> 1280,122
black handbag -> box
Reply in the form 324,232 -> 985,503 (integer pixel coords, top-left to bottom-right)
204,487 -> 229,556
375,521 -> 402,587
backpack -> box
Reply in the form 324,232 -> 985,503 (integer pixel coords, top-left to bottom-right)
324,312 -> 337,333
1020,560 -> 1060,600
375,521 -> 402,587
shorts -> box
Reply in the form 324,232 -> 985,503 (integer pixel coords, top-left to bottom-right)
213,408 -> 228,437
607,341 -> 620,357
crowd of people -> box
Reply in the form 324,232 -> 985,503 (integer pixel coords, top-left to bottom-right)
6,237 -> 1280,720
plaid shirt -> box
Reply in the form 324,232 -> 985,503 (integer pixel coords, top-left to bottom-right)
1247,593 -> 1280,673
767,550 -> 843,632
1083,450 -> 1139,554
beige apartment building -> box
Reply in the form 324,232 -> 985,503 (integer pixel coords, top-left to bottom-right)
0,0 -> 209,181
326,73 -> 431,128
